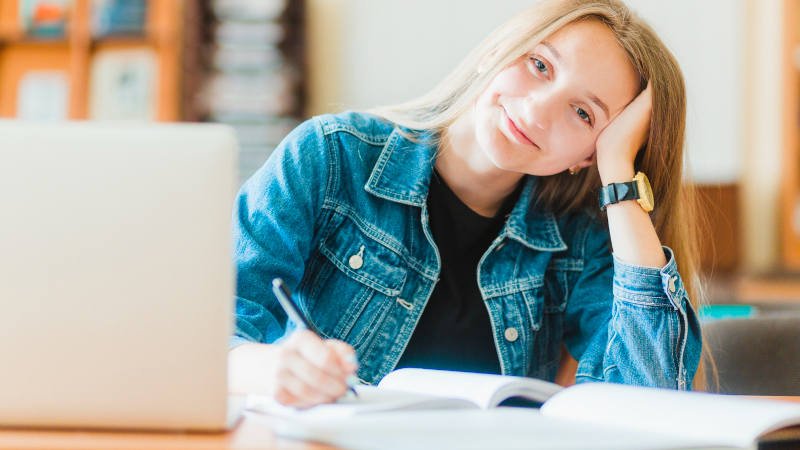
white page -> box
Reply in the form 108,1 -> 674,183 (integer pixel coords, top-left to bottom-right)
379,368 -> 562,408
247,385 -> 475,419
270,408 -> 742,450
541,383 -> 800,448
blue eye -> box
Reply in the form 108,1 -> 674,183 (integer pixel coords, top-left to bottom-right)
531,57 -> 548,74
575,107 -> 592,126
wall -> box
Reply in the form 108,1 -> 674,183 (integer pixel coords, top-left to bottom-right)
306,0 -> 778,270
308,0 -> 746,182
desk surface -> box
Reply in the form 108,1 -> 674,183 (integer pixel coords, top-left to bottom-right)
1,397 -> 798,450
0,413 -> 334,450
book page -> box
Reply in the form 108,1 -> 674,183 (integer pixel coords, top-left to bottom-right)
379,368 -> 562,409
541,383 -> 800,448
269,408 -> 737,450
247,385 -> 476,419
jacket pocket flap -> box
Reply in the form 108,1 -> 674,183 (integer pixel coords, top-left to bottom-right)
320,217 -> 407,297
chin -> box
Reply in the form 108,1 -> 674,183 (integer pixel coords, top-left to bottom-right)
475,125 -> 541,174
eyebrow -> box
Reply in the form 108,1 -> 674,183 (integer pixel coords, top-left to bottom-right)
540,40 -> 610,121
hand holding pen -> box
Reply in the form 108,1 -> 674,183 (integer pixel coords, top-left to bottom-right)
271,278 -> 359,407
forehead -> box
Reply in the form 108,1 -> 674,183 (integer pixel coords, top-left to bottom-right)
539,20 -> 640,114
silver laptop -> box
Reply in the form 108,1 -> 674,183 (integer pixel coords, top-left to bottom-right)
0,121 -> 240,431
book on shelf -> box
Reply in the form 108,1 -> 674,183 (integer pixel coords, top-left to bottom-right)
214,21 -> 285,47
20,0 -> 69,38
212,0 -> 287,22
248,368 -> 800,450
91,0 -> 147,37
17,71 -> 69,121
88,48 -> 156,120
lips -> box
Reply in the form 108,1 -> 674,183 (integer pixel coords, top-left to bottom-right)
502,107 -> 537,148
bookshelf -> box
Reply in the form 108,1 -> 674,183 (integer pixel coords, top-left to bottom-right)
729,0 -> 800,305
0,0 -> 183,121
0,0 -> 308,181
782,0 -> 800,270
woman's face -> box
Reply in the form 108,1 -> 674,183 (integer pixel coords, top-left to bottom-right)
473,19 -> 640,176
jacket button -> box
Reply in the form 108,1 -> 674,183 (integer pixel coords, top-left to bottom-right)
668,276 -> 677,293
348,254 -> 363,270
349,245 -> 365,270
504,327 -> 518,342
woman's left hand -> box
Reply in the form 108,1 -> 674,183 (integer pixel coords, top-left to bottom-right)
595,81 -> 652,183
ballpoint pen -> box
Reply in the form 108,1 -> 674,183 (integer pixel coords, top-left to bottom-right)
271,278 -> 359,398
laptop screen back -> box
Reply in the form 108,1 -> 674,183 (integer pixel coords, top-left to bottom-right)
0,121 -> 237,431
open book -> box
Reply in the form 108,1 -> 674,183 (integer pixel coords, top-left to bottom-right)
247,368 -> 800,450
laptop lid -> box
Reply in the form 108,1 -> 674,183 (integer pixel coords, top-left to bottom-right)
0,121 -> 237,431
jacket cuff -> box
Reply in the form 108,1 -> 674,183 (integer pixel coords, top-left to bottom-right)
612,246 -> 686,310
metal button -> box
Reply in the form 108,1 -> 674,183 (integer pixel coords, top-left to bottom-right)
668,276 -> 677,293
349,245 -> 365,270
348,254 -> 363,270
504,327 -> 518,342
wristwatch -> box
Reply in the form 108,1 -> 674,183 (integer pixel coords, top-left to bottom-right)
598,171 -> 654,212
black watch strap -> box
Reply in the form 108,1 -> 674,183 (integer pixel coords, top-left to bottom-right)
599,181 -> 640,211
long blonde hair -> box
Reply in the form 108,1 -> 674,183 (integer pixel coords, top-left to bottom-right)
369,0 -> 713,390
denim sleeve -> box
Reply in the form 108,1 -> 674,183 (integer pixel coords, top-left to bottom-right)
231,117 -> 331,349
563,223 -> 701,390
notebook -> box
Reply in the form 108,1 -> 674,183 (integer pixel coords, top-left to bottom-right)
249,368 -> 800,449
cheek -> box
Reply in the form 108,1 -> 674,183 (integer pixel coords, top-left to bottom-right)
494,65 -> 532,95
478,66 -> 531,105
550,125 -> 597,159
474,106 -> 500,152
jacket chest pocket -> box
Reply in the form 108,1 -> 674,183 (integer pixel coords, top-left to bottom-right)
308,214 -> 407,350
544,258 -> 582,313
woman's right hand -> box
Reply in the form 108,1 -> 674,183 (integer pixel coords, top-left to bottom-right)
228,331 -> 358,408
273,330 -> 358,407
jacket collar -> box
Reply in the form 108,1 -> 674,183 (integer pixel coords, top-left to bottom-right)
365,127 -> 567,252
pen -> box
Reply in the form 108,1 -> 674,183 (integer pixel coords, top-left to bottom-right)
271,278 -> 359,398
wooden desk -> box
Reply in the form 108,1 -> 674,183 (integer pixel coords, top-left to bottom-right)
1,398 -> 798,450
765,396 -> 800,403
0,412 -> 334,450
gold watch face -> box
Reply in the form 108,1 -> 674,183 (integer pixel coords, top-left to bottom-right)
634,171 -> 655,212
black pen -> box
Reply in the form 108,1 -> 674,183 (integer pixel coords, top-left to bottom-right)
271,278 -> 359,398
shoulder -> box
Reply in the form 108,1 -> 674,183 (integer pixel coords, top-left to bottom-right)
277,111 -> 397,147
315,111 -> 397,145
269,111 -> 397,167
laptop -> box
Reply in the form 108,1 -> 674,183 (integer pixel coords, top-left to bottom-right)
0,121 -> 241,431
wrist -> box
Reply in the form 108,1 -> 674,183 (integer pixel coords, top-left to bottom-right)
598,163 -> 635,185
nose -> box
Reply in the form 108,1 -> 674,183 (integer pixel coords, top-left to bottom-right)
522,89 -> 557,131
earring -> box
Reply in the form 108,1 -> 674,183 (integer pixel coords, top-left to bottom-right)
568,167 -> 578,175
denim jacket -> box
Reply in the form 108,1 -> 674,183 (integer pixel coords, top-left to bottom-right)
232,111 -> 702,389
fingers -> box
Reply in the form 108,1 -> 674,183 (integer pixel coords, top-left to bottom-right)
284,346 -> 348,398
273,330 -> 357,408
326,339 -> 359,374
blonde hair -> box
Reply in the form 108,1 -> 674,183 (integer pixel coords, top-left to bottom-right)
369,0 -> 715,391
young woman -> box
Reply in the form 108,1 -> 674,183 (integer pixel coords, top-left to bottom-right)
228,0 -> 705,408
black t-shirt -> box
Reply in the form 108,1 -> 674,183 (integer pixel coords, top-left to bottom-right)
395,170 -> 520,374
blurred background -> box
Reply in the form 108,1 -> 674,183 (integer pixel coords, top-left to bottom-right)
0,0 -> 797,313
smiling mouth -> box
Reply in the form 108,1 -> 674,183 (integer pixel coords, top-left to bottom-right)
502,107 -> 537,148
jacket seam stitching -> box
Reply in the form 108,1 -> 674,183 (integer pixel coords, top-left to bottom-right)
612,295 -> 675,308
318,118 -> 338,231
321,122 -> 392,146
575,372 -> 604,382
